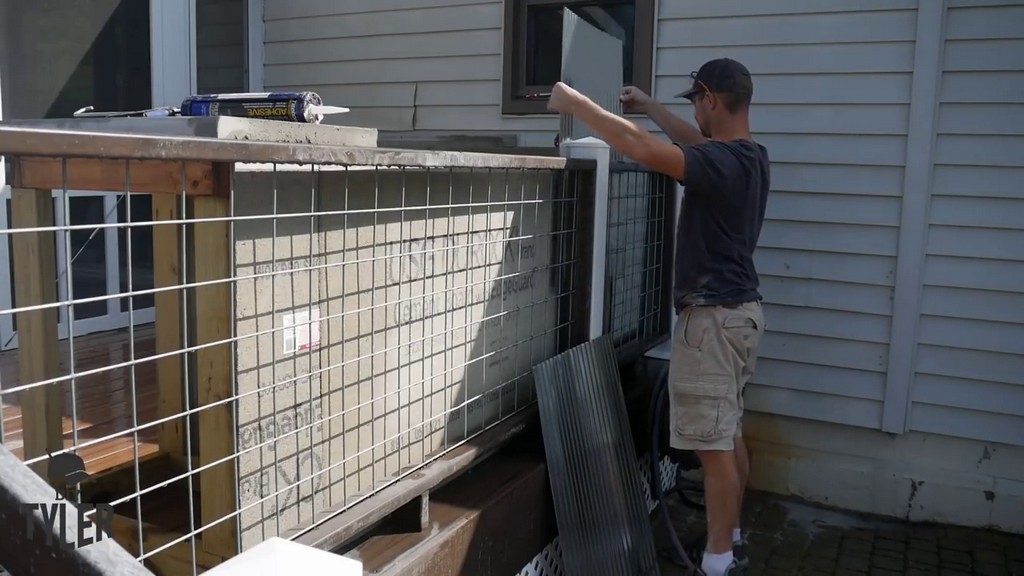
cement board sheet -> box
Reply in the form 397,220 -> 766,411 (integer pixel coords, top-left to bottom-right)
229,167 -> 573,549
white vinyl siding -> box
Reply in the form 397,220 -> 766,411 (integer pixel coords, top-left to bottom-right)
262,0 -> 556,137
909,0 -> 1024,447
261,0 -> 1024,447
197,0 -> 248,93
262,0 -> 915,429
652,2 -> 917,429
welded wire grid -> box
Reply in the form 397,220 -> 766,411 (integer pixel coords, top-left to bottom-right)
0,147 -> 586,574
604,164 -> 671,357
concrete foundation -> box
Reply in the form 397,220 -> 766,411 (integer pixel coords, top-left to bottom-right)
744,412 -> 1024,535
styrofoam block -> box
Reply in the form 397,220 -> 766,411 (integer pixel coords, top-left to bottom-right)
203,537 -> 362,576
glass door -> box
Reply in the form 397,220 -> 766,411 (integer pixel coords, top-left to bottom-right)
0,0 -> 249,350
0,190 -> 157,351
0,0 -> 172,350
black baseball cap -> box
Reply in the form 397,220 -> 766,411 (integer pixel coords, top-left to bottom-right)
675,58 -> 754,101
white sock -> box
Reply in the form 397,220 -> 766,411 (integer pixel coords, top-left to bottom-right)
701,550 -> 734,576
732,528 -> 742,543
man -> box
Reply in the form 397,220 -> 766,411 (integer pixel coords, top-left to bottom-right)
546,57 -> 768,576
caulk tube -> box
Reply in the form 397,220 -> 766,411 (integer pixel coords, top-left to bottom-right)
179,91 -> 348,124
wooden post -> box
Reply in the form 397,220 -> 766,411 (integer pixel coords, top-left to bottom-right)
391,492 -> 430,533
10,187 -> 63,480
191,192 -> 238,558
153,194 -> 185,461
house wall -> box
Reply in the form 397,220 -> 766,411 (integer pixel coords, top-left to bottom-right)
261,0 -> 556,142
197,0 -> 248,93
909,0 -> 1024,448
260,0 -> 1024,533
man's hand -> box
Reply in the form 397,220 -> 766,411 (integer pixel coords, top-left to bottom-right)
547,81 -> 584,115
623,86 -> 708,146
542,81 -> 686,181
620,86 -> 653,114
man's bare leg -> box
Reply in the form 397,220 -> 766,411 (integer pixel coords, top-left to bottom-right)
695,448 -> 740,555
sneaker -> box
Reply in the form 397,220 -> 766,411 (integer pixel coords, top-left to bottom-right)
677,531 -> 749,570
733,533 -> 750,569
696,558 -> 744,576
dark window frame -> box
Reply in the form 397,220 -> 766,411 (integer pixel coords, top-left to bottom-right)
501,0 -> 655,115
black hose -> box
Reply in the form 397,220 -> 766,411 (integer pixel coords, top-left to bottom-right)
647,363 -> 697,572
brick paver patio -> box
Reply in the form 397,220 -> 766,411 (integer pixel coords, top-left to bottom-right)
653,487 -> 1024,576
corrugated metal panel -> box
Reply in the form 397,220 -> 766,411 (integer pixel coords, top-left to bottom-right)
532,336 -> 659,576
516,453 -> 679,576
560,8 -> 625,144
910,0 -> 1024,446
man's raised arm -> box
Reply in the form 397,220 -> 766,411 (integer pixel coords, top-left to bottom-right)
548,82 -> 687,182
621,86 -> 707,146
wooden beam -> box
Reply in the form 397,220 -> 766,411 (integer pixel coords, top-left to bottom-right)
289,406 -> 538,552
152,195 -> 186,461
14,157 -> 216,196
191,191 -> 238,558
111,514 -> 225,576
390,492 -> 430,534
362,454 -> 556,576
10,187 -> 63,481
78,451 -> 180,506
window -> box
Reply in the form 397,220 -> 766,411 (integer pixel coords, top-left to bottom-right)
502,0 -> 655,115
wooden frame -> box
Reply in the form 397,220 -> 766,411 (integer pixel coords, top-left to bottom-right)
9,187 -> 63,481
190,193 -> 238,558
501,0 -> 656,115
7,157 -> 240,567
13,157 -> 218,196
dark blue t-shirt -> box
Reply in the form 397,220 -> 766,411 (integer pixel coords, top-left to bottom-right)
673,139 -> 770,310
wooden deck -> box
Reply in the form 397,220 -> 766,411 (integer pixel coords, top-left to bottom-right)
0,325 -> 162,475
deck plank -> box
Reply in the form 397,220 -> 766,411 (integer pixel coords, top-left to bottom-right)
0,325 -> 163,476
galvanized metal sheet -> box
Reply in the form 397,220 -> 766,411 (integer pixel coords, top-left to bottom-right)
560,8 -> 624,149
532,336 -> 660,576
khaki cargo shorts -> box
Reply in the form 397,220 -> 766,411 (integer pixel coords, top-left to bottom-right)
668,300 -> 765,452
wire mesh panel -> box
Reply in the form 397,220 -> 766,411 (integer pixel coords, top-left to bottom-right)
0,126 -> 595,575
229,164 -> 584,549
604,163 -> 673,361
